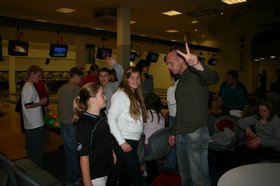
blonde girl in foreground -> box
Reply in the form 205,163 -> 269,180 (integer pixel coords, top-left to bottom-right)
74,83 -> 116,186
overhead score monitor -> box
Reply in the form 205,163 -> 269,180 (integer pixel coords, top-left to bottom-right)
49,43 -> 68,57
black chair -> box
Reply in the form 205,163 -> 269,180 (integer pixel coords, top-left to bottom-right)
138,127 -> 172,163
137,127 -> 172,183
12,166 -> 40,186
0,152 -> 17,186
144,127 -> 172,162
0,151 -> 63,186
0,168 -> 8,186
13,166 -> 63,186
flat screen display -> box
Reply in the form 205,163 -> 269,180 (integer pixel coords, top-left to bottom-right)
96,48 -> 112,59
130,51 -> 137,61
146,52 -> 159,63
8,40 -> 29,56
49,43 -> 68,57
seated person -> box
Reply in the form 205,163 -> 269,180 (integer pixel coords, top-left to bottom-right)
142,93 -> 165,178
143,92 -> 165,153
233,98 -> 280,166
218,70 -> 249,116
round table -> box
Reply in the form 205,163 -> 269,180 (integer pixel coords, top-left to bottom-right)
218,163 -> 280,186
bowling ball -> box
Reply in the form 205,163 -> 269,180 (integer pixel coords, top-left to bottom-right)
48,111 -> 53,116
52,113 -> 58,119
246,136 -> 261,150
48,118 -> 56,127
43,116 -> 56,128
53,121 -> 60,128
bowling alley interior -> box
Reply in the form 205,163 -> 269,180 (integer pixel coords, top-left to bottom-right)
1,0 -> 280,185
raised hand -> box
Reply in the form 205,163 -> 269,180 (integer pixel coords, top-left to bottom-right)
104,56 -> 117,66
176,42 -> 204,71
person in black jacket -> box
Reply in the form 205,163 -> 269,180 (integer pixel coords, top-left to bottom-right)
164,43 -> 218,186
74,83 -> 116,186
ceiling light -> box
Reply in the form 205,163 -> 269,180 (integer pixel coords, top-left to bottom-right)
270,56 -> 276,59
194,29 -> 198,32
166,30 -> 179,33
191,20 -> 199,24
94,27 -> 104,30
162,10 -> 182,16
202,35 -> 206,38
130,21 -> 137,24
34,19 -> 48,23
56,8 -> 76,13
221,0 -> 246,5
139,34 -> 147,37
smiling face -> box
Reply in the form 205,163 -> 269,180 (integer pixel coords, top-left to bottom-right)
99,71 -> 110,86
127,71 -> 141,90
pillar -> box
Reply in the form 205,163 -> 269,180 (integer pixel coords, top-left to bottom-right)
75,35 -> 86,71
117,7 -> 130,70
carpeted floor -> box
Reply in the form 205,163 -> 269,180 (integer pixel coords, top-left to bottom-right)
43,146 -> 66,182
43,148 -> 230,186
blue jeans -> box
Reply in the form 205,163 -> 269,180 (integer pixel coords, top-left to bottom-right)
60,123 -> 80,184
164,116 -> 177,169
176,127 -> 210,186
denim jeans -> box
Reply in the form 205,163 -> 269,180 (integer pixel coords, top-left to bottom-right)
60,123 -> 80,184
164,116 -> 177,169
176,127 -> 210,186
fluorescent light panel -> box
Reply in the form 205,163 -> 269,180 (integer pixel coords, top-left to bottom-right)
162,10 -> 182,16
166,30 -> 179,33
191,20 -> 199,24
56,8 -> 76,13
221,0 -> 246,5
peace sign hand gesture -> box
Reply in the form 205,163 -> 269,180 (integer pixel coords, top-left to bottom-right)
177,43 -> 204,71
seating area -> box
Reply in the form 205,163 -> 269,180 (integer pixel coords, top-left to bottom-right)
0,151 -> 63,186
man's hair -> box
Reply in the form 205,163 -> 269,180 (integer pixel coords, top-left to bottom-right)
227,70 -> 239,80
69,67 -> 83,78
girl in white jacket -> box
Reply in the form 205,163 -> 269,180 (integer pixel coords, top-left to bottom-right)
107,67 -> 147,186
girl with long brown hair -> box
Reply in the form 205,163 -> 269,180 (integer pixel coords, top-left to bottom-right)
106,67 -> 147,186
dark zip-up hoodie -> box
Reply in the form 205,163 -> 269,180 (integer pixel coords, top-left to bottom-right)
173,64 -> 218,134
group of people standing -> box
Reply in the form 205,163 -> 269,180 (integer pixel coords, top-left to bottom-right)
19,41 -> 280,186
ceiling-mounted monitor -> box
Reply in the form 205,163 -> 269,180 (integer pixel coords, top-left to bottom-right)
146,52 -> 159,63
8,40 -> 29,56
130,51 -> 137,61
96,47 -> 112,59
49,43 -> 68,57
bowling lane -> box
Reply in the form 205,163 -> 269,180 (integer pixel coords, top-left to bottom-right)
0,98 -> 63,160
